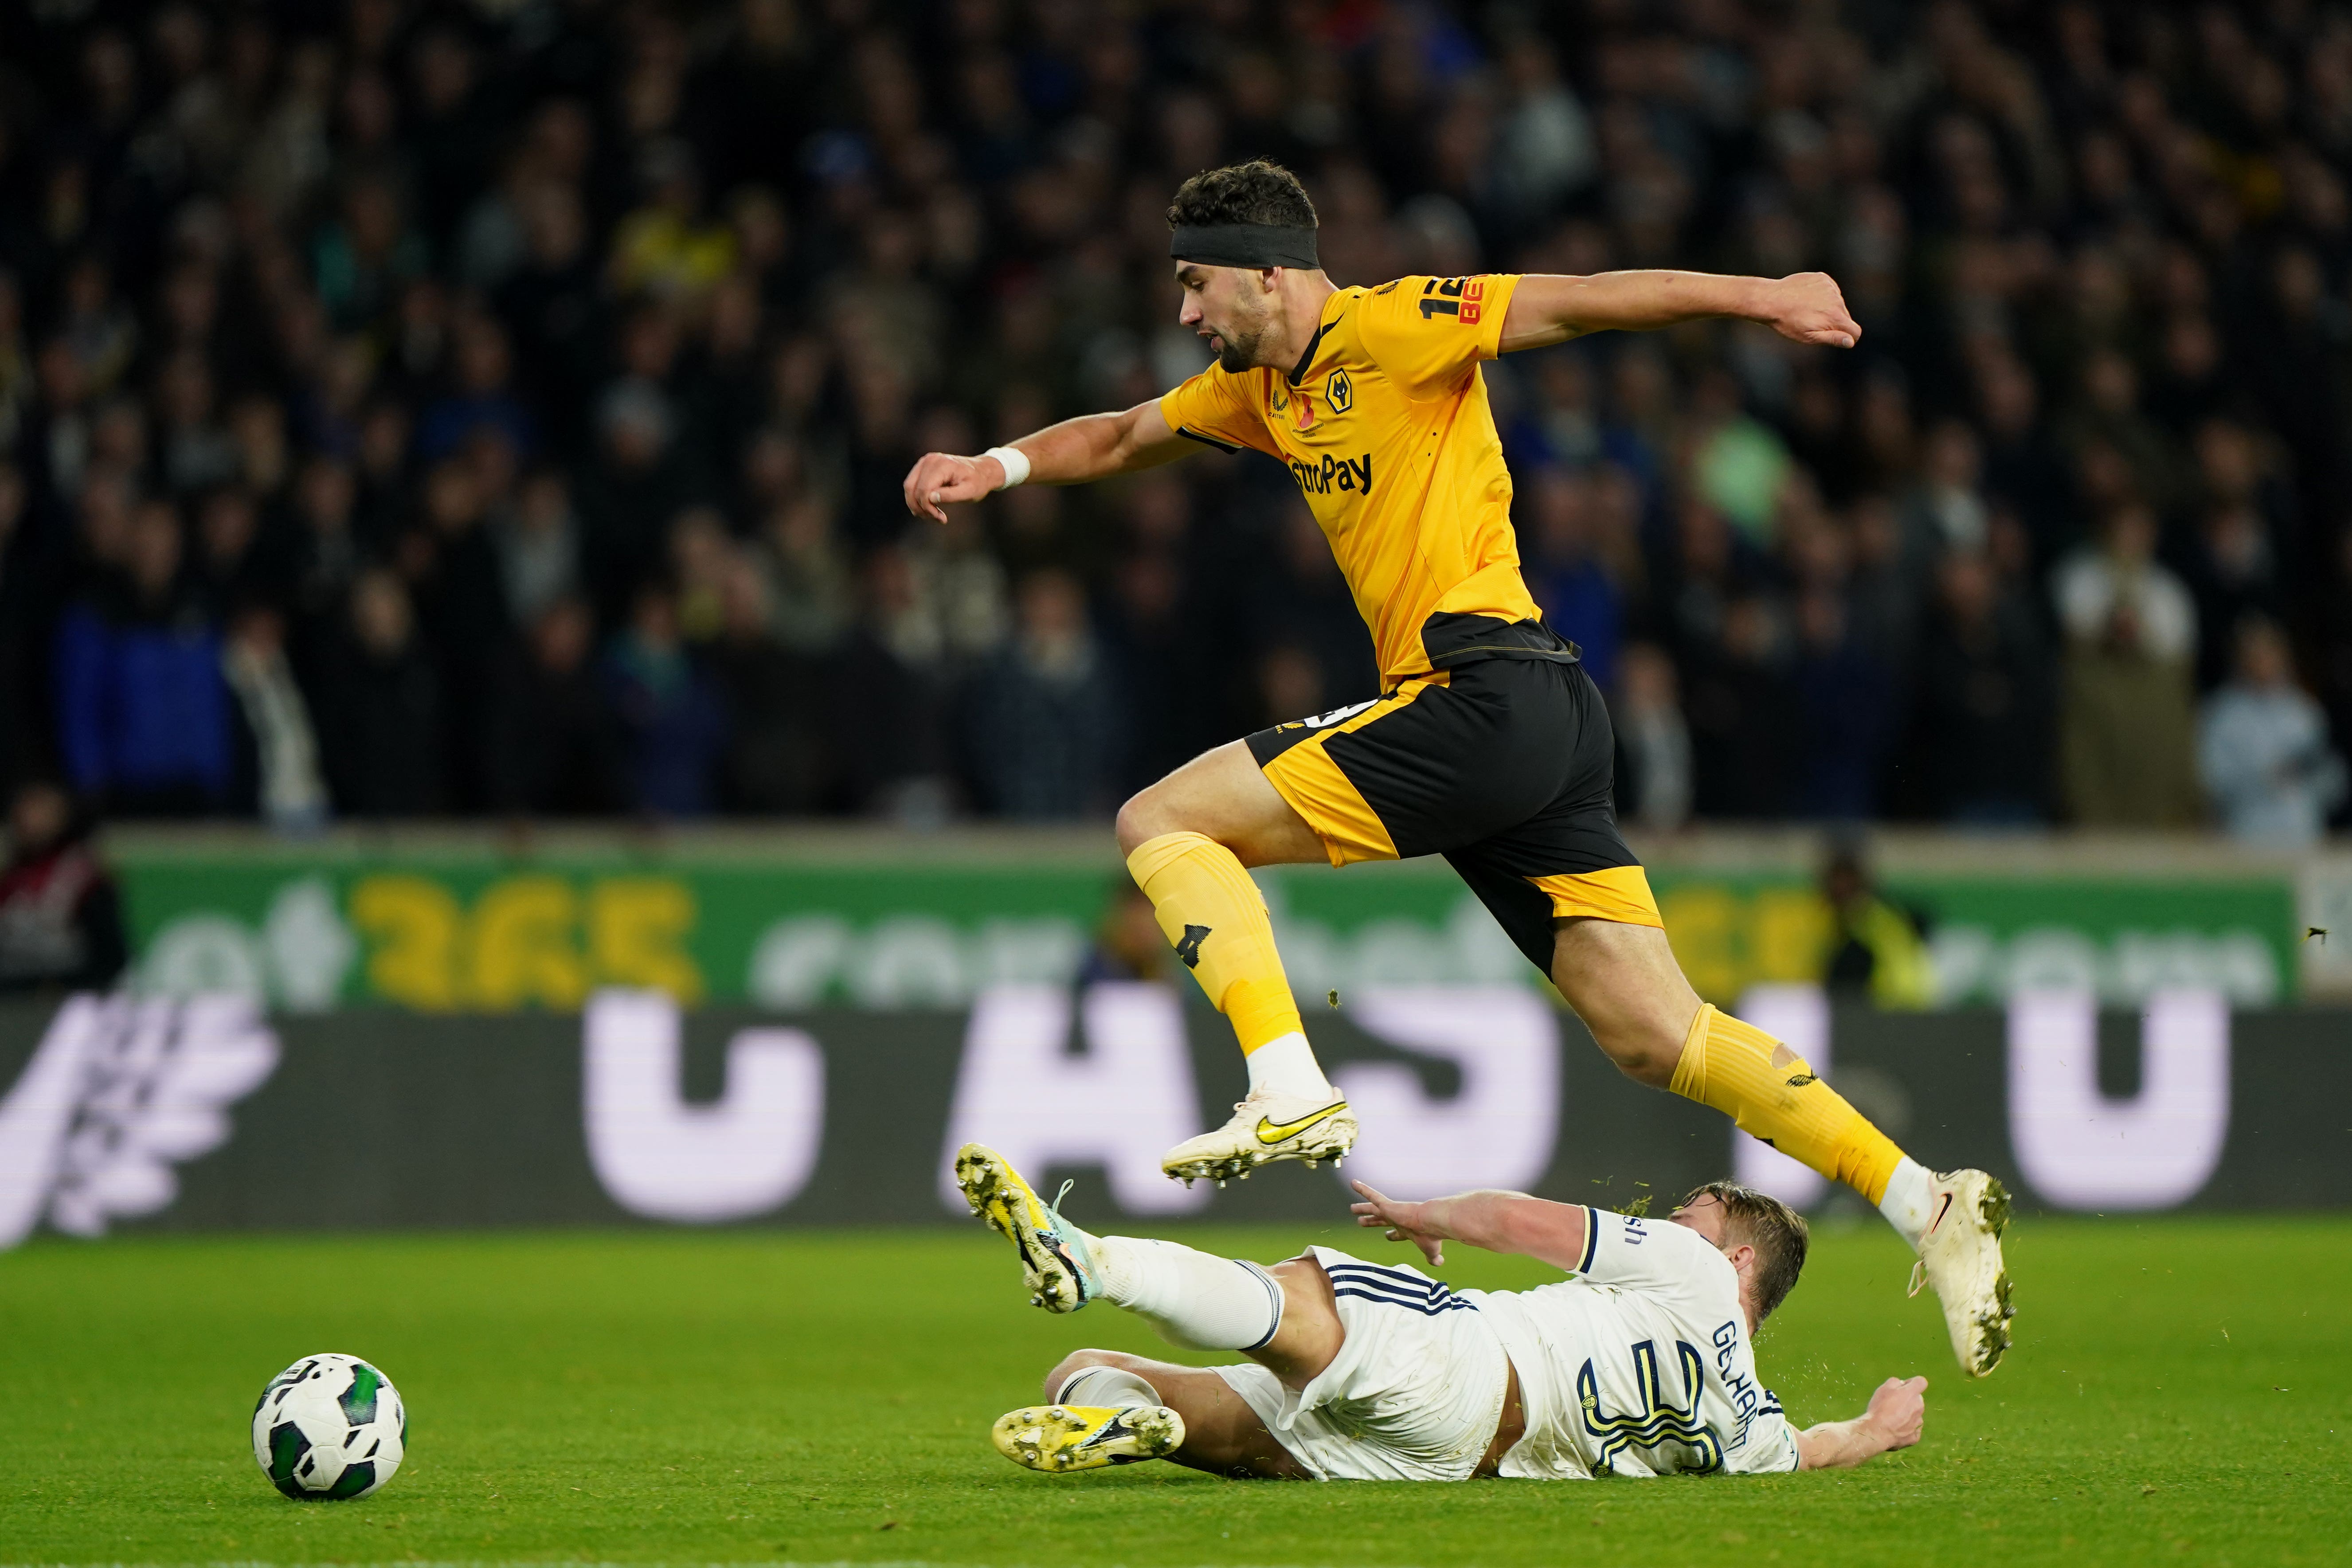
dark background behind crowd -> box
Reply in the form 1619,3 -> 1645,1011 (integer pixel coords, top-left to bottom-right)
1,0 -> 2349,844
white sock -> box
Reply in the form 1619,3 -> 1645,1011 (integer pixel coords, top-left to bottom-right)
1878,1157 -> 1934,1248
1092,1235 -> 1285,1350
1244,1030 -> 1334,1099
1054,1365 -> 1159,1409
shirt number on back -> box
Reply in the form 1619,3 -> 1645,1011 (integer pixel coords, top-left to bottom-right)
1577,1339 -> 1723,1474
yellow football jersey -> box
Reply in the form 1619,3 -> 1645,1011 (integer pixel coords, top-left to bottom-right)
1158,273 -> 1551,685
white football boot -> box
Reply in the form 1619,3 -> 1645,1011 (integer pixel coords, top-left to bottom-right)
1909,1168 -> 2015,1376
990,1403 -> 1186,1473
953,1143 -> 1104,1313
1161,1089 -> 1358,1185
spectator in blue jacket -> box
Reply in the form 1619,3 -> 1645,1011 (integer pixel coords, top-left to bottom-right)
415,315 -> 537,463
604,583 -> 725,817
53,500 -> 232,815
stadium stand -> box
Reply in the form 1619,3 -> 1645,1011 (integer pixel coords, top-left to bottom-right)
0,0 -> 2344,841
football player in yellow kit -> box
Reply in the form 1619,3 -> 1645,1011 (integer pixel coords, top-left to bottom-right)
904,160 -> 2012,1376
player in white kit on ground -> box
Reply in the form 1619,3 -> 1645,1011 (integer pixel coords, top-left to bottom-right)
956,1144 -> 1927,1479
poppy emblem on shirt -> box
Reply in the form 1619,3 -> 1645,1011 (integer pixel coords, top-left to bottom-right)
1326,369 -> 1354,414
1292,390 -> 1315,430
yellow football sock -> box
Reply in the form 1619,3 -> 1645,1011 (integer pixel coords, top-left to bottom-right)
1669,1003 -> 1906,1204
1124,831 -> 1303,1053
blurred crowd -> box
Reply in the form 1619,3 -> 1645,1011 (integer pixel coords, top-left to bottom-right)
0,0 -> 2349,844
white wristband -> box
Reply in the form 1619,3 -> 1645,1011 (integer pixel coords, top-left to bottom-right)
983,446 -> 1031,489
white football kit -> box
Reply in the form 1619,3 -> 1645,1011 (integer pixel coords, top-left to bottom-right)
1215,1210 -> 1801,1481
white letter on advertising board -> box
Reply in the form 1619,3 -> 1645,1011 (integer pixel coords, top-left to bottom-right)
2007,988 -> 2230,1210
1331,986 -> 1560,1199
937,982 -> 1209,1217
584,989 -> 825,1222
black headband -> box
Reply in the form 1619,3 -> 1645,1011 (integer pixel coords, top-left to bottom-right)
1169,223 -> 1320,270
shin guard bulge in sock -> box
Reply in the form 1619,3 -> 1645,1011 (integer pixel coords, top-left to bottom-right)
1125,831 -> 1304,1053
1092,1235 -> 1286,1351
1670,1003 -> 1905,1204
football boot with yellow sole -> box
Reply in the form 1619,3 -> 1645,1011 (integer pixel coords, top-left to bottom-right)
991,1403 -> 1186,1472
953,1142 -> 1102,1313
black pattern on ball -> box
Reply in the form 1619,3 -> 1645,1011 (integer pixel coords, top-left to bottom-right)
325,1461 -> 376,1500
266,1421 -> 312,1499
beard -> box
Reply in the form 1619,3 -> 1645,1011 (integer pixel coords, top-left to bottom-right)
1211,305 -> 1270,371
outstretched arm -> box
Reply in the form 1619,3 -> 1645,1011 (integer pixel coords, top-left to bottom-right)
1794,1376 -> 1927,1470
902,399 -> 1190,522
1497,270 -> 1860,354
1348,1182 -> 1589,1271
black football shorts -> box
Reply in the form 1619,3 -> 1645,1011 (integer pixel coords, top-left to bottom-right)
1247,651 -> 1661,974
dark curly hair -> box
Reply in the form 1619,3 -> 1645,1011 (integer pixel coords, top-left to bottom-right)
1680,1179 -> 1811,1322
1167,159 -> 1318,229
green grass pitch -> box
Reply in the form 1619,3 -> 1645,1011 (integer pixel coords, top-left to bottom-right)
3,1213 -> 2347,1567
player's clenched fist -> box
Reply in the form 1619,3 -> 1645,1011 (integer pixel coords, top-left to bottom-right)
1759,272 -> 1862,349
1864,1375 -> 1927,1449
902,451 -> 1006,523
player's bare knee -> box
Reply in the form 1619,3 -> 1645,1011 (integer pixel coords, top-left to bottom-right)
1114,791 -> 1174,856
1249,1255 -> 1346,1385
1584,1017 -> 1681,1088
1613,1041 -> 1679,1088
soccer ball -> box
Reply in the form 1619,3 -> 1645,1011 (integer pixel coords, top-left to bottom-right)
251,1353 -> 407,1500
